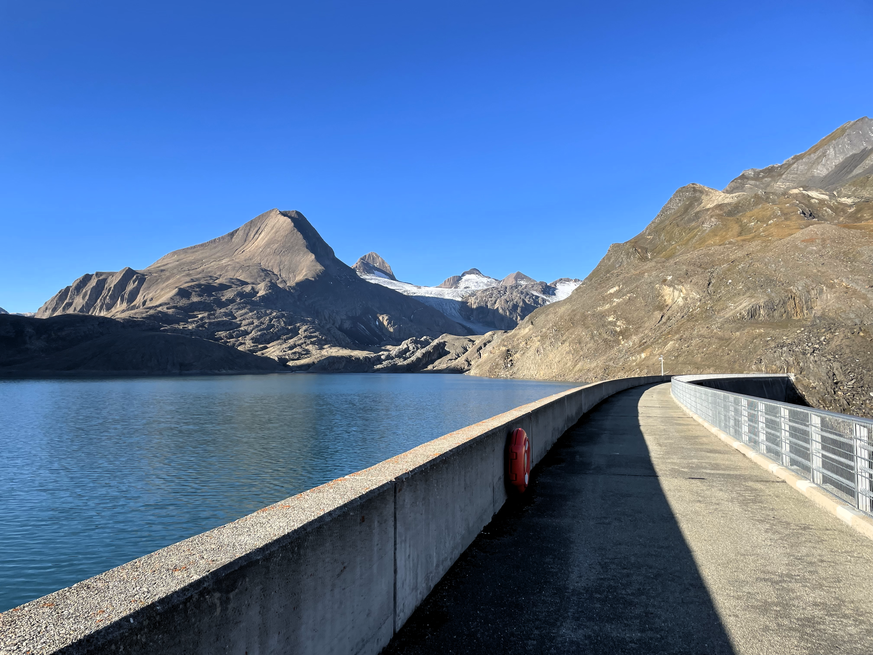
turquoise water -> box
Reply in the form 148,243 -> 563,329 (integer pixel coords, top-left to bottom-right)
0,373 -> 576,611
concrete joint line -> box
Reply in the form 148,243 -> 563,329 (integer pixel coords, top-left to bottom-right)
769,467 -> 797,484
749,453 -> 771,468
674,400 -> 873,544
392,480 -> 398,637
838,506 -> 866,522
777,470 -> 802,485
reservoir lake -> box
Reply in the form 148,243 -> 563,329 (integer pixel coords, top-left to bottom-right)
0,372 -> 577,611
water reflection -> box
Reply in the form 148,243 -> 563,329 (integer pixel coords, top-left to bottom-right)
0,373 -> 576,611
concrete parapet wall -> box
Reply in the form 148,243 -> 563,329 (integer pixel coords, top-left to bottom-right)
0,375 -> 667,655
675,373 -> 807,405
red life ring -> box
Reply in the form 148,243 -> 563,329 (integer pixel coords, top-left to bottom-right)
507,428 -> 531,493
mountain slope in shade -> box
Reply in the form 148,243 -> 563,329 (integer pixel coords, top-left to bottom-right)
37,210 -> 471,366
470,117 -> 873,417
0,314 -> 283,375
0,307 -> 7,314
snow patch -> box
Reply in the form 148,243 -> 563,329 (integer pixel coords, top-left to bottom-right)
456,272 -> 499,290
551,280 -> 582,302
360,270 -> 580,331
364,270 -> 503,298
362,274 -> 477,301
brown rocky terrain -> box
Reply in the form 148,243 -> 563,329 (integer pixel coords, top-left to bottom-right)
36,210 -> 472,366
278,331 -> 502,374
470,117 -> 873,417
459,282 -> 557,328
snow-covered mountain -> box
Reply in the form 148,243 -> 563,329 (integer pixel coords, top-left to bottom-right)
436,268 -> 498,290
352,256 -> 582,333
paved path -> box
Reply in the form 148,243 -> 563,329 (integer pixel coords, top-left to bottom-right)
383,383 -> 873,655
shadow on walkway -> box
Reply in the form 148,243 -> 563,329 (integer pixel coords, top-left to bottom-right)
383,384 -> 735,655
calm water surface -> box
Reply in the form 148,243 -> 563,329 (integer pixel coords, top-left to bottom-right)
0,373 -> 576,611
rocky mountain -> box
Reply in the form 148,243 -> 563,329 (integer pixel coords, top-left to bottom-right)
436,268 -> 496,289
37,210 -> 472,367
352,251 -> 396,280
470,117 -> 873,417
501,272 -> 536,286
0,314 -> 282,375
353,257 -> 582,332
0,307 -> 7,314
725,117 -> 873,196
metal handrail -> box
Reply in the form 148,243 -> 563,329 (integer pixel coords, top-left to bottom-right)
671,376 -> 873,517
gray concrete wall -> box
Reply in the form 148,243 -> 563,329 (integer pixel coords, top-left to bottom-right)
676,373 -> 807,405
0,375 -> 667,655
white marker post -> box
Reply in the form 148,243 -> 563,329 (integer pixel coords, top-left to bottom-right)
659,355 -> 664,376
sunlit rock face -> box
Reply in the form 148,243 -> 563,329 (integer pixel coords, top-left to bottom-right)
37,210 -> 471,366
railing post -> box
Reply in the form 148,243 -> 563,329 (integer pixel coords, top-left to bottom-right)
855,424 -> 872,513
741,398 -> 749,444
780,407 -> 791,467
811,414 -> 823,485
758,402 -> 767,455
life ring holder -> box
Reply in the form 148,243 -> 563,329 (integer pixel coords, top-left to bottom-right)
506,427 -> 531,494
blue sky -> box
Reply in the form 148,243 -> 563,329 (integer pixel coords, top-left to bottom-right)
1,0 -> 871,313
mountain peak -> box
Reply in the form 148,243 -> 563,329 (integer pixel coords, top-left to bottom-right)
436,268 -> 495,289
725,117 -> 873,196
353,252 -> 396,280
146,208 -> 344,286
436,275 -> 462,289
500,271 -> 536,286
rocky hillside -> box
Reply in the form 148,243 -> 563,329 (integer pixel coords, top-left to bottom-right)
470,117 -> 873,417
725,117 -> 873,196
353,257 -> 582,332
37,210 -> 471,365
0,314 -> 282,375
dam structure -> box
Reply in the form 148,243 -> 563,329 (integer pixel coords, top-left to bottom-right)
2,374 -> 873,654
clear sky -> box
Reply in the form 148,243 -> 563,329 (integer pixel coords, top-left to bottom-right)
1,0 -> 871,313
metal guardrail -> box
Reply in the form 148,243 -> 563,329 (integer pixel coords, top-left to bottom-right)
671,376 -> 873,517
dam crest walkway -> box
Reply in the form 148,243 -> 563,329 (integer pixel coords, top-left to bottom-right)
383,383 -> 873,655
